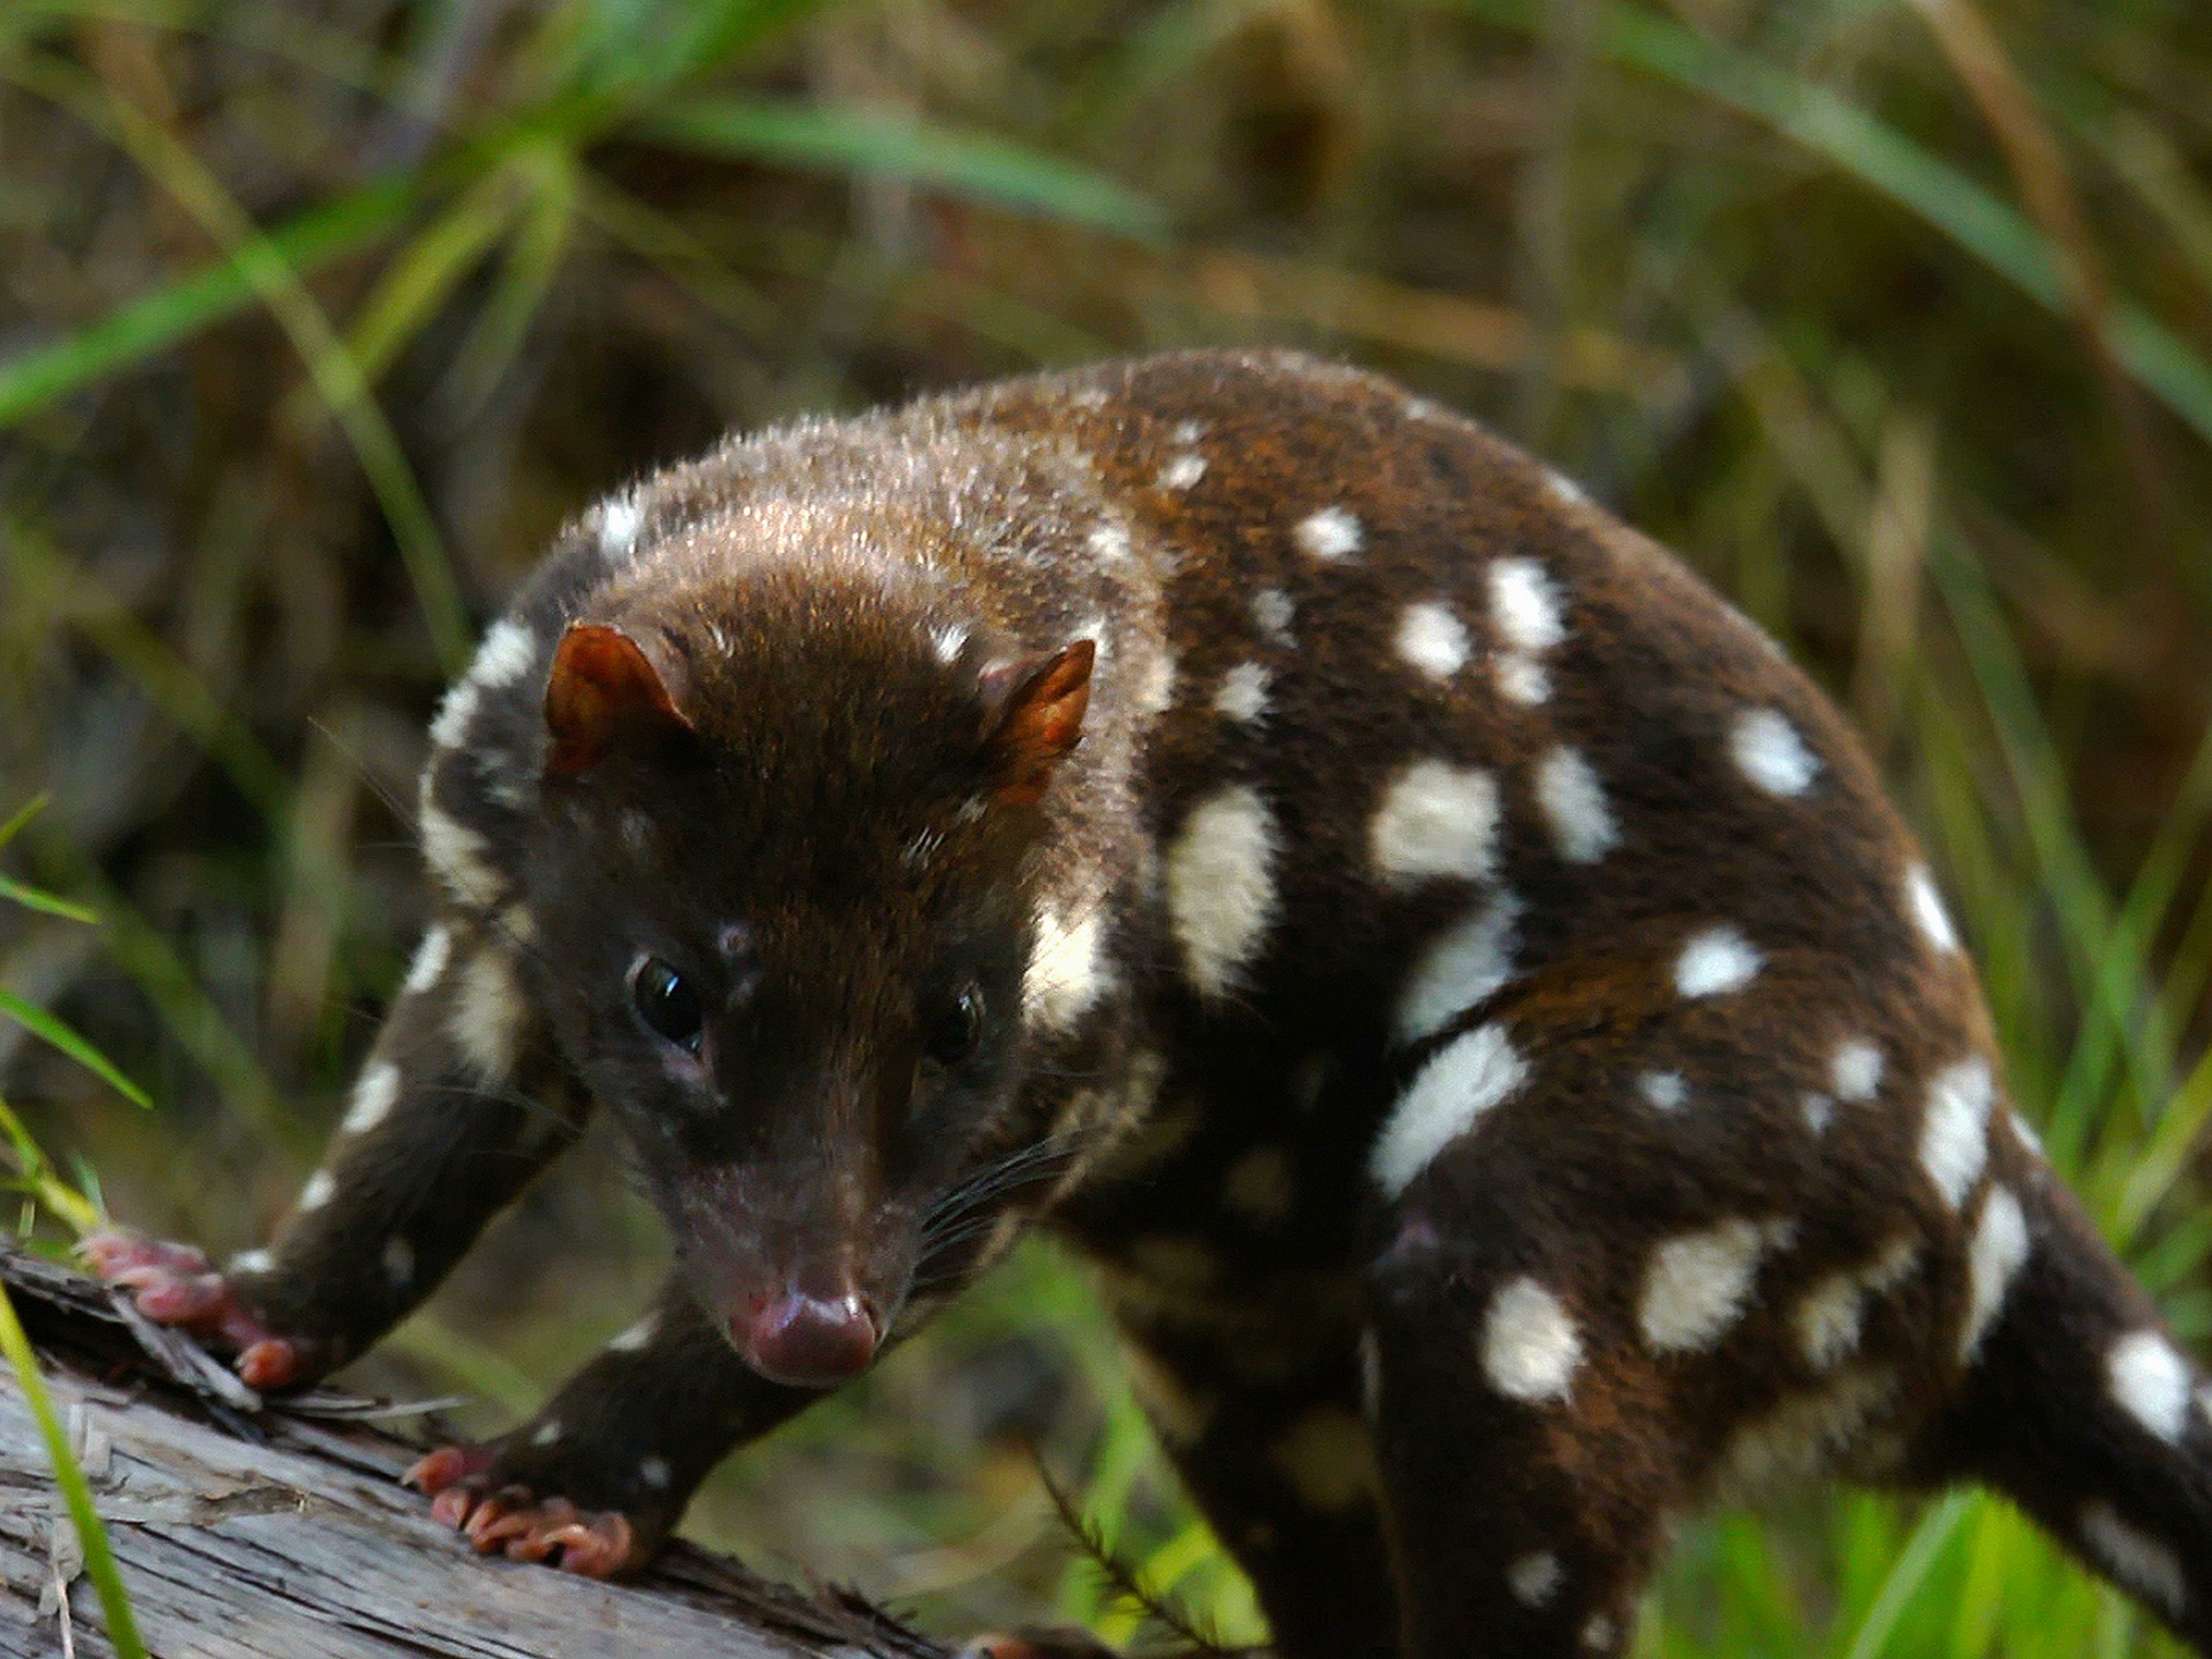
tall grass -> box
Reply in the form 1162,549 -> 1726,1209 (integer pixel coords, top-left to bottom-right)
0,1 -> 2206,1653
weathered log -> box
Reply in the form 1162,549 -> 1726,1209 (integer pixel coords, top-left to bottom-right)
0,1247 -> 955,1659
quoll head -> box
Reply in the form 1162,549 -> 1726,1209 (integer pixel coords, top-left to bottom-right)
524,569 -> 1092,1389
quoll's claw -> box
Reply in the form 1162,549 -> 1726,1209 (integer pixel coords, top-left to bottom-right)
406,1446 -> 643,1577
403,1443 -> 495,1497
81,1230 -> 301,1379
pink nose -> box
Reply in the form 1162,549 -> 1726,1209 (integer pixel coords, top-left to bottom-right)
734,1290 -> 879,1388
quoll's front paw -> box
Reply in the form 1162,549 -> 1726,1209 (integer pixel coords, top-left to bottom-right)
80,1232 -> 313,1390
404,1444 -> 651,1579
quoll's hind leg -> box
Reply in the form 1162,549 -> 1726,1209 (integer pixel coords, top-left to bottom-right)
1914,1173 -> 2212,1651
89,916 -> 588,1388
1351,950 -> 1981,1656
1363,1214 -> 1686,1657
409,1274 -> 823,1576
1107,1305 -> 1399,1659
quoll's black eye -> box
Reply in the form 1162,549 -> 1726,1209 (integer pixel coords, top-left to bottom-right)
632,957 -> 703,1054
925,985 -> 984,1068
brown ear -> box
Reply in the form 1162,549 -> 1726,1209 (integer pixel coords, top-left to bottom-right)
543,623 -> 693,778
980,639 -> 1095,808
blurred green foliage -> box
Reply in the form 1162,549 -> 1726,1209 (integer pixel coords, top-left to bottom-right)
1,0 -> 2209,1652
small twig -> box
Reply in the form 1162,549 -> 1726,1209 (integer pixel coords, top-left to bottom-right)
1027,1444 -> 1229,1657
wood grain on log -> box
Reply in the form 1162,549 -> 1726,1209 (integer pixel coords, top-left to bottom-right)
0,1247 -> 954,1659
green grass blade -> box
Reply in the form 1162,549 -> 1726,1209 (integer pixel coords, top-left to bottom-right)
0,877 -> 99,925
639,97 -> 1168,241
0,991 -> 151,1110
0,1094 -> 101,1236
0,173 -> 418,429
1840,1492 -> 1973,1659
0,795 -> 50,851
1425,0 -> 2212,451
7,52 -> 474,672
439,143 -> 577,414
24,843 -> 288,1151
0,1284 -> 149,1658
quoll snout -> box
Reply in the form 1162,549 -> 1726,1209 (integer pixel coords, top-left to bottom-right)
733,1285 -> 880,1387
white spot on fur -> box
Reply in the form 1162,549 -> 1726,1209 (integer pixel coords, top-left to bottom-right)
1490,558 -> 1567,652
1173,419 -> 1206,443
1581,1614 -> 1616,1651
1508,1551 -> 1563,1606
1796,1237 -> 1918,1371
1370,1023 -> 1529,1198
427,677 -> 482,751
1638,1218 -> 1770,1354
1960,1186 -> 2029,1362
1370,760 -> 1501,887
2009,1108 -> 2045,1158
1393,893 -> 1520,1047
1087,523 -> 1132,563
1159,452 -> 1207,490
1481,1276 -> 1582,1403
230,1249 -> 273,1276
449,945 -> 527,1081
298,1171 -> 335,1211
1214,662 -> 1271,723
1535,747 -> 1619,863
2109,1329 -> 2194,1443
1802,1093 -> 1836,1135
1795,1273 -> 1866,1372
1165,785 -> 1281,999
609,1313 -> 658,1353
1547,469 -> 1590,508
343,1063 -> 400,1135
931,623 -> 969,664
383,1236 -> 415,1287
468,619 -> 538,690
1496,653 -> 1551,704
2081,1501 -> 2187,1621
1294,505 -> 1363,561
639,1456 -> 671,1490
1921,1057 -> 1994,1209
1141,648 -> 1178,716
1832,1039 -> 1883,1103
597,495 -> 641,559
1675,925 -> 1761,998
1397,602 -> 1471,679
1712,1367 -> 1897,1503
1024,906 -> 1105,1032
1640,1071 -> 1688,1112
419,802 -> 502,910
400,929 -> 451,995
1907,864 -> 1960,952
531,1419 -> 563,1446
1252,588 -> 1295,646
1731,708 -> 1821,797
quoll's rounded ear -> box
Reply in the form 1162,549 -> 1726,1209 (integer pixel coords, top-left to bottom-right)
979,639 -> 1095,809
543,623 -> 694,778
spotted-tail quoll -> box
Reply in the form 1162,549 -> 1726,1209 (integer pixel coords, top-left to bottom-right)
86,349 -> 2212,1655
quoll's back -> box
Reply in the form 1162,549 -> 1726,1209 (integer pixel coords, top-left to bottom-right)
92,352 -> 2212,1658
